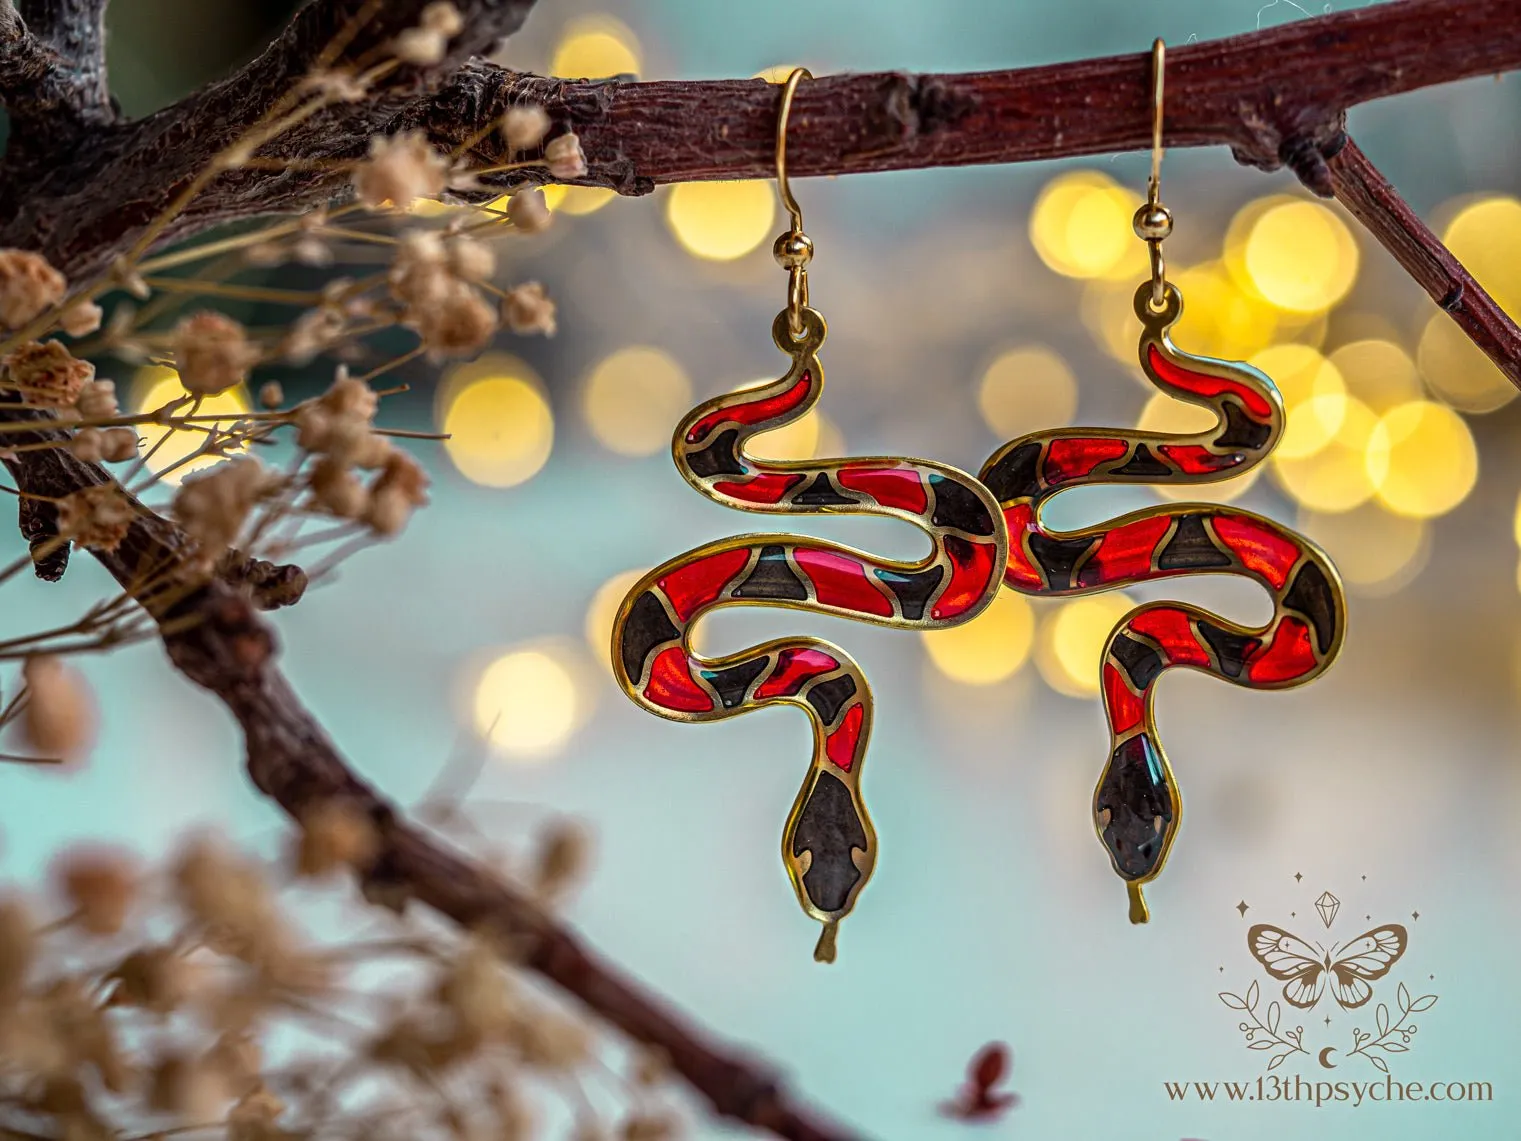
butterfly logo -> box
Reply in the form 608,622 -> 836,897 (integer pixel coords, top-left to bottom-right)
1247,923 -> 1408,1010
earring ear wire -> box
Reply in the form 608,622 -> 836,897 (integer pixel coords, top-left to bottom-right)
1133,39 -> 1174,311
773,68 -> 815,336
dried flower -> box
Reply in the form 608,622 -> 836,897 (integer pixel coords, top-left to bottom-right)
294,800 -> 379,878
413,284 -> 497,359
544,133 -> 588,180
502,106 -> 551,152
502,281 -> 557,336
70,428 -> 104,462
309,457 -> 369,519
149,1052 -> 234,1121
100,427 -> 138,463
447,234 -> 495,282
354,131 -> 448,210
533,819 -> 591,903
0,896 -> 35,1001
53,846 -> 138,936
73,379 -> 118,420
364,450 -> 429,536
506,188 -> 552,234
621,1114 -> 678,1141
0,249 -> 66,328
107,946 -> 199,1014
228,1083 -> 287,1141
283,306 -> 347,365
438,937 -> 514,1040
3,339 -> 94,406
511,1007 -> 591,1070
258,381 -> 284,409
59,300 -> 103,338
57,485 -> 133,552
204,1030 -> 262,1091
20,654 -> 94,760
173,311 -> 259,396
171,458 -> 276,572
393,3 -> 462,65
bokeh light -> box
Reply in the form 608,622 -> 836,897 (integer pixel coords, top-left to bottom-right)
546,185 -> 616,216
1364,400 -> 1477,519
1241,200 -> 1359,313
439,355 -> 553,487
1417,312 -> 1517,414
474,644 -> 582,760
1249,344 -> 1346,459
1035,594 -> 1136,698
665,182 -> 775,261
132,365 -> 252,484
1029,171 -> 1147,281
549,16 -> 641,78
976,345 -> 1078,438
1169,262 -> 1280,361
1270,395 -> 1378,512
1080,278 -> 1141,364
1297,504 -> 1429,596
1327,339 -> 1422,413
585,567 -> 650,657
921,592 -> 1035,685
1135,392 -> 1259,502
582,346 -> 692,457
1441,195 -> 1521,316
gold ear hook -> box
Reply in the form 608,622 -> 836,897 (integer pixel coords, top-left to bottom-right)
772,67 -> 815,336
1133,39 -> 1173,310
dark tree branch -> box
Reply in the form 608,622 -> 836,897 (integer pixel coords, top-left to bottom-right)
1328,137 -> 1521,390
0,0 -> 109,128
0,412 -> 863,1141
14,0 -> 111,119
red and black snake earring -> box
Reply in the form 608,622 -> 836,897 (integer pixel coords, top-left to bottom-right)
611,70 -> 1010,962
977,40 -> 1348,924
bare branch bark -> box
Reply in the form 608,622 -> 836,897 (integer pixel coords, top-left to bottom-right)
1327,137 -> 1521,390
0,0 -> 109,127
0,408 -> 863,1141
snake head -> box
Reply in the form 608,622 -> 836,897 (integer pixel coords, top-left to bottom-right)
1093,732 -> 1177,910
785,768 -> 875,960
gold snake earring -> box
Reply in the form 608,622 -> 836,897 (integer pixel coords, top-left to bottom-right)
976,41 -> 1348,923
611,70 -> 1010,962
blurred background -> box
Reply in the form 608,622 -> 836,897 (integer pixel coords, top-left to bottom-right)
5,0 -> 1521,1138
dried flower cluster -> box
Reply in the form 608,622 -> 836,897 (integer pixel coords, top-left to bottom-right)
0,817 -> 679,1141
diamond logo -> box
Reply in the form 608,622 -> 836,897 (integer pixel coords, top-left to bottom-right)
1315,890 -> 1340,928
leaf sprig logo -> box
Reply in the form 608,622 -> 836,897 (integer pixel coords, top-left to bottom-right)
1217,886 -> 1437,1074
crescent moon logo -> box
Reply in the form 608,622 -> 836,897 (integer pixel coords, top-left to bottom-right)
1318,1046 -> 1338,1069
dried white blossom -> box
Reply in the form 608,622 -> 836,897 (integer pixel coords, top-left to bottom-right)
544,133 -> 588,180
172,311 -> 260,396
502,281 -> 557,336
506,188 -> 552,234
0,249 -> 66,329
501,106 -> 550,152
353,131 -> 449,210
20,655 -> 94,761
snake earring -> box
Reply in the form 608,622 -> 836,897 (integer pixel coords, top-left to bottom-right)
976,40 -> 1348,924
611,69 -> 1010,963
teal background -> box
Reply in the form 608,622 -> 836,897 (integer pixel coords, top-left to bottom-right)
3,1 -> 1521,1138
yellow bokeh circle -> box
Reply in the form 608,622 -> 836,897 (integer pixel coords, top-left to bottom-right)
1036,594 -> 1136,698
1170,262 -> 1279,361
920,592 -> 1035,685
582,346 -> 692,457
549,16 -> 641,78
1416,312 -> 1516,414
976,346 -> 1079,438
133,366 -> 252,485
1364,400 -> 1477,519
1327,339 -> 1421,414
439,357 -> 553,487
1441,195 -> 1521,317
474,645 -> 582,759
1030,171 -> 1147,281
665,181 -> 775,261
1270,394 -> 1378,513
1249,344 -> 1346,459
1297,504 -> 1428,597
1242,200 -> 1359,313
